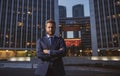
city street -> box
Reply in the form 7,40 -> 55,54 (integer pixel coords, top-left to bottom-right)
0,66 -> 120,76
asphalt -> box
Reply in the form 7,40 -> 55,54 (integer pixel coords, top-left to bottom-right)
0,66 -> 120,76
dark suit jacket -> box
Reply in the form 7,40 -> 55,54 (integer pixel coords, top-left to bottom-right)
35,36 -> 66,76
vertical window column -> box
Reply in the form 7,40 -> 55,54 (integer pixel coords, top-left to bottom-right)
97,0 -> 103,48
31,0 -> 34,49
35,0 -> 38,48
20,0 -> 24,48
15,0 -> 19,48
9,0 -> 14,48
102,0 -> 108,48
25,0 -> 29,48
3,0 -> 8,47
0,0 -> 3,47
108,0 -> 114,48
113,0 -> 120,47
40,0 -> 43,38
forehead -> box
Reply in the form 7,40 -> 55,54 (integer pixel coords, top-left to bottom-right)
46,23 -> 55,27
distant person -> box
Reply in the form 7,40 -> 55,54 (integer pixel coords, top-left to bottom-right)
35,19 -> 66,76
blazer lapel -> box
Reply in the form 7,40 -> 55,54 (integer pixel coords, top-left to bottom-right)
51,36 -> 58,49
43,37 -> 51,49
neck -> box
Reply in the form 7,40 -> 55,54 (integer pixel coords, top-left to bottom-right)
47,34 -> 54,37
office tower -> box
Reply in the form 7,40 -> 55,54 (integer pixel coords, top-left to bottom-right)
72,4 -> 84,18
0,0 -> 59,50
72,4 -> 84,39
59,5 -> 67,18
90,0 -> 120,55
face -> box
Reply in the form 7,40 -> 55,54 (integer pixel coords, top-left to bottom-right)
45,23 -> 55,36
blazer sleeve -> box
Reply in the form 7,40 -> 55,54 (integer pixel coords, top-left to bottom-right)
50,38 -> 66,57
36,39 -> 51,61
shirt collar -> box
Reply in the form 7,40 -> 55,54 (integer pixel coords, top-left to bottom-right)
47,34 -> 54,38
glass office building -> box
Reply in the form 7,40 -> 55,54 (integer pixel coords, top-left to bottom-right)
72,4 -> 84,18
0,0 -> 59,51
59,5 -> 66,18
90,0 -> 120,55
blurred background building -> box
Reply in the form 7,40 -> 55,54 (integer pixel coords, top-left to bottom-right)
72,4 -> 84,18
59,17 -> 91,56
59,3 -> 91,56
0,0 -> 59,58
59,5 -> 67,18
1,0 -> 120,59
90,0 -> 120,56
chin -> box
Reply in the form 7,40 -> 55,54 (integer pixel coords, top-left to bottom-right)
47,32 -> 54,35
50,34 -> 54,35
50,33 -> 54,35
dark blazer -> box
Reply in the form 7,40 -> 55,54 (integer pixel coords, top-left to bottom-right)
35,35 -> 66,76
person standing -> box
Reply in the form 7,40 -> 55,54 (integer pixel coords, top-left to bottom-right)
35,19 -> 66,76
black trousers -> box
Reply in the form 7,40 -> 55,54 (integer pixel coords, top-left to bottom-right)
35,64 -> 54,76
46,66 -> 54,76
35,68 -> 53,76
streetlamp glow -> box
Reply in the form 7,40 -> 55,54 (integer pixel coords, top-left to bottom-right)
25,50 -> 28,52
6,50 -> 8,52
118,49 -> 120,51
97,49 -> 100,52
80,50 -> 82,52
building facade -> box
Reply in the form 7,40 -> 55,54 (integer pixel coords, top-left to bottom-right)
59,17 -> 91,49
72,4 -> 84,18
90,0 -> 120,55
0,0 -> 59,51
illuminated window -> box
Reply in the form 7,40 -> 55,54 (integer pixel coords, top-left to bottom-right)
67,31 -> 73,38
18,22 -> 23,27
118,14 -> 120,17
5,35 -> 9,38
112,15 -> 116,18
116,1 -> 120,5
28,11 -> 32,15
26,42 -> 30,46
18,11 -> 20,14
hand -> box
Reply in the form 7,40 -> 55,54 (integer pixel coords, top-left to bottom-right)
43,50 -> 49,54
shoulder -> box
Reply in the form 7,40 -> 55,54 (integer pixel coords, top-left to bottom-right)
37,36 -> 46,42
54,36 -> 64,41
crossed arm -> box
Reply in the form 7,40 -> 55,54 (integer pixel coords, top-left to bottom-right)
36,38 -> 66,61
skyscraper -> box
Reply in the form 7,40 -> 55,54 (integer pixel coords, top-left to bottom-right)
72,4 -> 84,18
0,0 -> 59,51
90,0 -> 120,55
59,5 -> 67,18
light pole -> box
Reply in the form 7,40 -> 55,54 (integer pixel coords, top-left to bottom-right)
118,49 -> 120,56
97,49 -> 100,56
79,50 -> 82,56
25,50 -> 28,57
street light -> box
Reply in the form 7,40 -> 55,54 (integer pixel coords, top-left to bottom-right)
6,50 -> 9,59
25,50 -> 28,52
97,49 -> 100,52
25,50 -> 28,57
118,49 -> 120,56
80,50 -> 82,52
79,50 -> 82,56
97,49 -> 100,56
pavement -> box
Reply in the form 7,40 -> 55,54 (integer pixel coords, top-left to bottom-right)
0,56 -> 120,76
0,66 -> 120,76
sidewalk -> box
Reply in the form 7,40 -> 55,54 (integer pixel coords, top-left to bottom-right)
0,62 -> 120,73
0,67 -> 120,76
